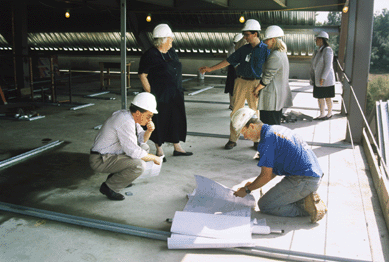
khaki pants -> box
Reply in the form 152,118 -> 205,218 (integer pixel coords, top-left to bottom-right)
229,77 -> 260,142
89,143 -> 149,192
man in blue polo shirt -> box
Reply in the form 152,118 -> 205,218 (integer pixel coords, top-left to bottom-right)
232,108 -> 327,223
199,19 -> 270,150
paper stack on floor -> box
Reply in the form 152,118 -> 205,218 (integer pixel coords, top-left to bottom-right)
167,175 -> 271,249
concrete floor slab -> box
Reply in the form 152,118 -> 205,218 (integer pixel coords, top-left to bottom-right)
0,75 -> 388,262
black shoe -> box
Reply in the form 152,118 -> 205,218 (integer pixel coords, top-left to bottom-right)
314,116 -> 326,121
253,142 -> 259,150
224,140 -> 237,150
99,182 -> 125,201
107,173 -> 133,188
173,151 -> 193,156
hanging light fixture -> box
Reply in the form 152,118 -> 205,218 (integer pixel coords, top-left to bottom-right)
146,13 -> 152,22
239,12 -> 245,23
342,0 -> 349,13
65,10 -> 70,18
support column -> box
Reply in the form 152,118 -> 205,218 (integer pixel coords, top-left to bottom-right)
337,11 -> 348,98
13,0 -> 30,97
344,0 -> 374,143
120,0 -> 127,109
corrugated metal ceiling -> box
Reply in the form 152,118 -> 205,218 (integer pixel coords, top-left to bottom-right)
0,11 -> 328,56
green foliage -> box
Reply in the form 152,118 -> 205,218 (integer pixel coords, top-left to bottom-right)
366,75 -> 389,115
324,12 -> 341,55
327,12 -> 341,25
370,9 -> 389,73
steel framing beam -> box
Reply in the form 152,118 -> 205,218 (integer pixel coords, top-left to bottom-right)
120,0 -> 128,110
344,0 -> 374,143
0,140 -> 64,169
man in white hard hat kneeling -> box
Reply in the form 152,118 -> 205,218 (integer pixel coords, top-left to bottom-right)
199,19 -> 270,150
232,108 -> 327,223
90,92 -> 162,201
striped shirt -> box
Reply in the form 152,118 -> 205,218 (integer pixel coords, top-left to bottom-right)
91,110 -> 148,159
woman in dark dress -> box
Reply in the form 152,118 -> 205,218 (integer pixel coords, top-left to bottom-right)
138,24 -> 192,161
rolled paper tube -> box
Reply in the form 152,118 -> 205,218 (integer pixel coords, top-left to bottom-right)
251,225 -> 271,235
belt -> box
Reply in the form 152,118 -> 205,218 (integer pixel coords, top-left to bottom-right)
90,150 -> 100,155
237,75 -> 260,81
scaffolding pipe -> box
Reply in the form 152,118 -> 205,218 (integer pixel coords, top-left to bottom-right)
70,103 -> 95,110
0,202 -> 170,241
85,91 -> 110,97
188,86 -> 214,96
0,140 -> 64,169
0,201 -> 371,262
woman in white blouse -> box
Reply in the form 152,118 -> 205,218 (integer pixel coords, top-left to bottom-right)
310,31 -> 336,120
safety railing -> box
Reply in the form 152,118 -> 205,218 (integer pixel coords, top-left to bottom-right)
335,58 -> 389,230
336,58 -> 389,178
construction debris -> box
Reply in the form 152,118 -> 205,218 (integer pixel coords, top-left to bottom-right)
281,110 -> 313,123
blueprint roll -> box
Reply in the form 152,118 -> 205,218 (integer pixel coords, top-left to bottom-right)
251,225 -> 271,235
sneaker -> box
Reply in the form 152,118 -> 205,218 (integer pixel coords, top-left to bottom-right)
304,192 -> 327,223
224,140 -> 237,149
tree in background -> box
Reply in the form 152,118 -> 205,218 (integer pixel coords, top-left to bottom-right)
370,9 -> 389,73
367,9 -> 389,116
324,12 -> 341,55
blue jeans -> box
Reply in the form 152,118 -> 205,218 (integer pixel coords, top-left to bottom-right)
258,175 -> 321,217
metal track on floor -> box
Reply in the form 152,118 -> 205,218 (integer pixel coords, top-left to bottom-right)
187,131 -> 352,149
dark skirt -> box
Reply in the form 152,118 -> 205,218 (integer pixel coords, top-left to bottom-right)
224,64 -> 237,95
260,110 -> 283,125
313,85 -> 335,99
150,94 -> 187,146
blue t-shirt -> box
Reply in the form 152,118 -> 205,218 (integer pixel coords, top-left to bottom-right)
257,124 -> 322,178
227,42 -> 270,79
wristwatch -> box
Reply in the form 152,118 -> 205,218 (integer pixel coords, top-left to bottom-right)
244,186 -> 251,194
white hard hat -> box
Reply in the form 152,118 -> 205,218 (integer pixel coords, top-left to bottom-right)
263,25 -> 284,41
152,24 -> 174,38
233,33 -> 243,43
241,19 -> 261,32
316,31 -> 329,40
231,108 -> 257,134
131,92 -> 158,114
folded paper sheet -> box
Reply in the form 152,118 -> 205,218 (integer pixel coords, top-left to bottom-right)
184,175 -> 256,217
138,160 -> 162,179
168,175 -> 263,249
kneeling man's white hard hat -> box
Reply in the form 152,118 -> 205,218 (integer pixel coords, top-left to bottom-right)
231,108 -> 257,134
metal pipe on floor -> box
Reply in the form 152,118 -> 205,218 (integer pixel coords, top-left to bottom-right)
70,103 -> 95,110
0,140 -> 64,169
0,201 -> 372,262
0,201 -> 170,241
84,91 -> 110,97
232,246 -> 371,262
188,86 -> 214,96
186,131 -> 352,149
27,115 -> 46,121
